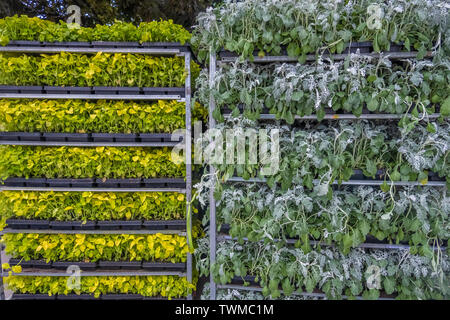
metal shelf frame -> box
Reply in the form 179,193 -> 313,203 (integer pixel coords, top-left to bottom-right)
0,46 -> 194,300
208,49 -> 448,300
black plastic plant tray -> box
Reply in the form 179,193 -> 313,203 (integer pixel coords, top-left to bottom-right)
7,40 -> 43,47
352,169 -> 386,180
49,221 -> 77,230
93,86 -> 141,95
43,41 -> 92,48
139,133 -> 182,143
97,261 -> 122,270
231,275 -> 258,285
95,178 -> 142,188
1,177 -> 188,188
142,87 -> 185,97
108,133 -> 138,142
8,258 -> 32,268
0,85 -> 185,97
97,221 -> 121,230
143,178 -> 186,188
43,86 -> 92,94
0,132 -> 184,143
142,220 -> 185,231
29,260 -> 53,269
72,221 -> 96,230
52,261 -> 97,270
141,262 -> 186,271
6,219 -> 48,230
112,261 -> 143,270
12,294 -> 56,300
96,220 -> 145,230
117,220 -> 142,230
0,85 -> 44,94
101,294 -> 143,300
6,40 -> 190,51
91,41 -> 141,48
56,294 -> 97,300
0,132 -> 42,141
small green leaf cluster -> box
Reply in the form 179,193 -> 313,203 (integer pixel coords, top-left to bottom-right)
209,120 -> 449,190
5,275 -> 195,299
0,52 -> 200,87
0,15 -> 191,45
0,99 -> 206,134
0,191 -> 187,221
195,239 -> 450,300
195,57 -> 449,123
215,184 -> 449,255
192,0 -> 448,61
0,146 -> 185,179
2,233 -> 194,263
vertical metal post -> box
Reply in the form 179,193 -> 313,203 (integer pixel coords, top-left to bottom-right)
0,243 -> 6,301
0,244 -> 4,300
184,52 -> 193,300
208,50 -> 217,300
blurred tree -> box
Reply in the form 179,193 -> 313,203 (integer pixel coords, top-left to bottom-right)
0,0 -> 218,28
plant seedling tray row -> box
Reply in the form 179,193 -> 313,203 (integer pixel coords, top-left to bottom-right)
5,219 -> 186,231
0,85 -> 185,97
11,293 -> 187,300
222,104 -> 442,118
7,259 -> 186,271
0,132 -> 183,144
219,41 -> 411,59
6,40 -> 191,51
1,177 -> 186,189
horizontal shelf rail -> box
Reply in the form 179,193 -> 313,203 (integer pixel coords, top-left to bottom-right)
0,132 -> 182,147
6,259 -> 186,272
0,46 -> 182,55
9,293 -> 186,300
0,229 -> 186,235
219,51 -> 433,63
1,270 -> 186,277
0,186 -> 186,192
0,93 -> 184,101
217,235 -> 446,251
226,177 -> 447,187
0,141 -> 180,147
256,113 -> 442,120
0,177 -> 187,192
5,218 -> 186,232
217,284 -> 395,300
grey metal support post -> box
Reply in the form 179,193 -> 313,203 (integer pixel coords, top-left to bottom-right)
0,244 -> 4,300
184,51 -> 193,300
209,50 -> 217,300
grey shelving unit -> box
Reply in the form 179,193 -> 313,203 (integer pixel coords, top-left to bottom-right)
208,48 -> 447,300
0,44 -> 193,300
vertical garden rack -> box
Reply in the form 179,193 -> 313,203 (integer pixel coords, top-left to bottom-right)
0,42 -> 194,300
207,48 -> 447,300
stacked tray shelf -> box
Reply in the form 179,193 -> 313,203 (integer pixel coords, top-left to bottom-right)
0,41 -> 194,300
207,45 -> 449,300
